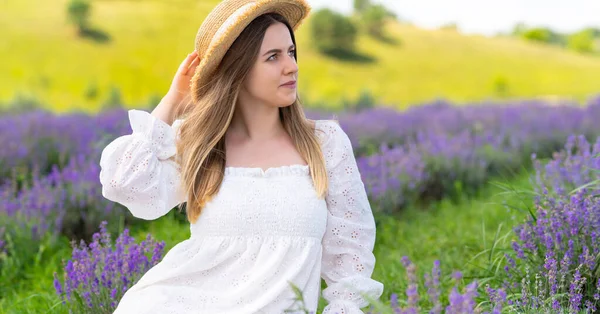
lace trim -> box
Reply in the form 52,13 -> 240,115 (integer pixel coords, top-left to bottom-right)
224,164 -> 309,178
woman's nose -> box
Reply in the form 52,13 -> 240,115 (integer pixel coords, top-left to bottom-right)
284,55 -> 298,74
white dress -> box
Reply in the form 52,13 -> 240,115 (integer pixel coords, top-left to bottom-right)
98,109 -> 384,314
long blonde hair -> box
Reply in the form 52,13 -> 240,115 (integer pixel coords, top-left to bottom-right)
174,13 -> 329,224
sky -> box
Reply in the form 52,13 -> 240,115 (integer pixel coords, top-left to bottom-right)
306,0 -> 600,36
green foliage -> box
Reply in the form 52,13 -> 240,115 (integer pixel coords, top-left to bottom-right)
521,28 -> 554,43
567,28 -> 596,53
353,0 -> 371,14
343,88 -> 377,112
439,22 -> 458,31
0,93 -> 47,114
513,24 -> 600,55
511,22 -> 528,36
310,9 -> 358,54
0,216 -> 62,298
143,93 -> 163,112
352,1 -> 396,40
83,81 -> 99,100
512,24 -> 565,45
492,75 -> 509,97
66,0 -> 91,34
100,85 -> 124,110
361,4 -> 390,39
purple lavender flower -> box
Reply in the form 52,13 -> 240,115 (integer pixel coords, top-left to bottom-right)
504,135 -> 600,312
308,96 -> 600,214
424,260 -> 442,314
53,221 -> 165,312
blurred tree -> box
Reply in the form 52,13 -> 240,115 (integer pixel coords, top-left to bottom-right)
511,22 -> 527,36
493,75 -> 509,98
362,4 -> 390,38
352,2 -> 397,40
101,86 -> 124,110
521,28 -> 553,43
567,28 -> 596,53
439,22 -> 458,31
518,27 -> 567,46
84,81 -> 99,100
67,0 -> 91,35
339,89 -> 377,113
353,0 -> 371,14
0,93 -> 46,114
144,94 -> 163,112
353,88 -> 377,112
513,24 -> 600,53
311,9 -> 358,54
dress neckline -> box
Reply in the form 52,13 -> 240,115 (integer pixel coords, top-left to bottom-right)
223,120 -> 321,178
224,164 -> 310,178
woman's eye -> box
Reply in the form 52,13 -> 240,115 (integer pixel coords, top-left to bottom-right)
268,50 -> 295,61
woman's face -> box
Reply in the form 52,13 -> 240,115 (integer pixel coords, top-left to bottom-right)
241,22 -> 298,108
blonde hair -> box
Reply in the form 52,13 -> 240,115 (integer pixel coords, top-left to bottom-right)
174,13 -> 329,224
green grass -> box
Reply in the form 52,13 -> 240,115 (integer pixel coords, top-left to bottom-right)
1,0 -> 600,113
0,172 -> 535,313
0,215 -> 192,314
371,171 -> 534,309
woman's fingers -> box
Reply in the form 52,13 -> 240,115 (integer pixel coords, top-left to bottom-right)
177,51 -> 198,75
185,55 -> 200,76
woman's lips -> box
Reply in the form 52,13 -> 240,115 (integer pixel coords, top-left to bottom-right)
281,81 -> 296,88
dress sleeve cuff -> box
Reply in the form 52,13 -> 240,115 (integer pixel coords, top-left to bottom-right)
128,109 -> 177,160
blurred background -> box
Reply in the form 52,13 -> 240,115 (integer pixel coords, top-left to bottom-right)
1,0 -> 600,313
1,0 -> 599,113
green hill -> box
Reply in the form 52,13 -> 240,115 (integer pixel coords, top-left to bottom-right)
1,0 -> 600,113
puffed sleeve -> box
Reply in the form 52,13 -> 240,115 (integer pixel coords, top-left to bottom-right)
99,109 -> 186,220
319,120 -> 384,314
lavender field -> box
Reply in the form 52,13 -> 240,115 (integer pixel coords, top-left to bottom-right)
1,95 -> 600,313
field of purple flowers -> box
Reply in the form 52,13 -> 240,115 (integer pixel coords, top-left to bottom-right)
1,95 -> 600,313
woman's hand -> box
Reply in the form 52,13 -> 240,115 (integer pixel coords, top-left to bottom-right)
165,50 -> 200,108
152,51 -> 199,125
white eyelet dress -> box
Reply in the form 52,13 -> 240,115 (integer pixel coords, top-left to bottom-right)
99,110 -> 384,314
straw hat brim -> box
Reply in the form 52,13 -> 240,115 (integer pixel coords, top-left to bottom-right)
191,0 -> 311,98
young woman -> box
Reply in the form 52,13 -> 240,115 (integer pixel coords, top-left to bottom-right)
99,0 -> 383,313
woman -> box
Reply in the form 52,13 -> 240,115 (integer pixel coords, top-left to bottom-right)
99,0 -> 384,313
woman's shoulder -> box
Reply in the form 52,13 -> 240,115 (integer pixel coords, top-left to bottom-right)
309,118 -> 346,146
308,118 -> 341,131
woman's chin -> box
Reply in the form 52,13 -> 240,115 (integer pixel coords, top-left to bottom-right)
277,94 -> 297,106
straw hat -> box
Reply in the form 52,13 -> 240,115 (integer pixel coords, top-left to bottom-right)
191,0 -> 311,97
